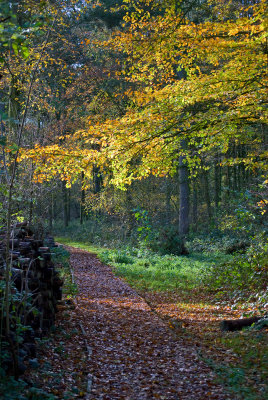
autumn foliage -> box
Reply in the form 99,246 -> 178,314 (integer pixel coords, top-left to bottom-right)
20,0 -> 268,188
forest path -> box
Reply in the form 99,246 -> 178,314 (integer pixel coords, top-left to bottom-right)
69,246 -> 228,400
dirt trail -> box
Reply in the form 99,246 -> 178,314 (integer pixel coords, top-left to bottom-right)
70,246 -> 229,400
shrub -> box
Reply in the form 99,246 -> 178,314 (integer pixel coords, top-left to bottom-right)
99,249 -> 134,265
202,234 -> 268,311
149,227 -> 188,256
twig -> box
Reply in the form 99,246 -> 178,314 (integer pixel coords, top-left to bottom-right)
79,322 -> 93,359
79,321 -> 93,398
70,265 -> 75,284
86,374 -> 93,399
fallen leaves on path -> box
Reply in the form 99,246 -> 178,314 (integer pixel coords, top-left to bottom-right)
25,247 -> 231,399
69,247 -> 229,399
24,300 -> 88,399
139,290 -> 241,367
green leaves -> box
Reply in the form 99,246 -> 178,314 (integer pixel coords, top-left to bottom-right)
11,41 -> 19,55
0,135 -> 7,147
10,33 -> 29,58
9,143 -> 19,154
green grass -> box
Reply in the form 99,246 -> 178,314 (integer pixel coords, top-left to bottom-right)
56,237 -> 267,309
103,251 -> 231,291
52,245 -> 78,298
56,237 -> 231,292
201,330 -> 268,400
55,237 -> 104,255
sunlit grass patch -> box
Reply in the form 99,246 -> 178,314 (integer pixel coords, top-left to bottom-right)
55,237 -> 104,255
56,238 -> 230,292
104,250 -> 231,292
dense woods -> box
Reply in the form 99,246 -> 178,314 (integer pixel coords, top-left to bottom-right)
0,0 -> 267,399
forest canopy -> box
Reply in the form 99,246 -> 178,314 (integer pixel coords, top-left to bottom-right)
0,0 -> 267,233
17,0 -> 268,188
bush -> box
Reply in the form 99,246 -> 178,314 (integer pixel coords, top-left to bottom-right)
149,227 -> 188,256
99,249 -> 134,265
202,234 -> 268,311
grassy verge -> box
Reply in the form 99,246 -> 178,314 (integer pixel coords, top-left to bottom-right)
51,245 -> 78,299
56,237 -> 232,291
56,237 -> 268,400
55,238 -> 102,255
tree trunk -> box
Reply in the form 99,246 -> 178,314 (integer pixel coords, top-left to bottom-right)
221,316 -> 262,332
125,186 -> 135,238
67,188 -> 71,223
62,181 -> 68,228
214,157 -> 221,211
203,168 -> 212,221
93,165 -> 102,194
28,159 -> 35,226
179,143 -> 189,236
49,192 -> 53,231
80,172 -> 85,225
192,179 -> 198,229
165,178 -> 172,225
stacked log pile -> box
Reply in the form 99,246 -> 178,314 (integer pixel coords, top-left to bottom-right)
0,222 -> 63,374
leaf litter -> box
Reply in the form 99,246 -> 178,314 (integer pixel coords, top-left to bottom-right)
25,247 -> 231,399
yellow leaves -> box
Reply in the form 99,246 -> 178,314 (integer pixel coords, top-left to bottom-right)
228,27 -> 240,36
14,0 -> 267,191
19,140 -> 96,186
257,200 -> 268,215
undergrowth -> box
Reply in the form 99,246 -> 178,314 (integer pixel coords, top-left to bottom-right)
200,329 -> 268,400
0,371 -> 55,400
56,236 -> 267,311
51,246 -> 77,299
56,237 -> 232,290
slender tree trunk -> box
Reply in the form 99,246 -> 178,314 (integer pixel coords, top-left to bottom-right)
179,142 -> 189,236
214,157 -> 221,211
125,186 -> 135,238
232,144 -> 238,191
5,185 -> 13,337
80,172 -> 85,225
29,195 -> 33,226
28,159 -> 35,225
67,188 -> 71,223
62,181 -> 68,228
165,178 -> 172,225
233,166 -> 238,191
93,165 -> 102,194
227,166 -> 231,197
49,192 -> 53,231
203,168 -> 212,221
192,179 -> 198,230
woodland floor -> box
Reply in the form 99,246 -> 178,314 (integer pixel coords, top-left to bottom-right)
25,246 -> 233,400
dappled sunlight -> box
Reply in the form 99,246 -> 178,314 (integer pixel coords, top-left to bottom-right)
79,296 -> 151,311
154,301 -> 241,323
68,247 -> 228,399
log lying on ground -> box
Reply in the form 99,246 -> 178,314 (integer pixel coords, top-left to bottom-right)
220,316 -> 262,331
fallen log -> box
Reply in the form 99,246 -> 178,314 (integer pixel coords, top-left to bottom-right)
220,316 -> 262,331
